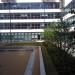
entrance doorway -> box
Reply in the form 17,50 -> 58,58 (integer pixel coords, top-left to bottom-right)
38,35 -> 40,40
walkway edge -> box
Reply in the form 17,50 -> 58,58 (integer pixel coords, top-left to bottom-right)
24,50 -> 35,75
39,46 -> 46,75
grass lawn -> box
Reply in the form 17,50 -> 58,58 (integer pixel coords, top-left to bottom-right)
7,42 -> 41,46
0,42 -> 42,49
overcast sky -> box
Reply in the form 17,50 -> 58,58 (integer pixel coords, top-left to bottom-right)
64,0 -> 72,6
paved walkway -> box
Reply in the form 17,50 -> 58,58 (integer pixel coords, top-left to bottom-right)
24,46 -> 46,75
39,46 -> 46,75
32,46 -> 40,75
0,46 -> 46,75
24,49 -> 35,75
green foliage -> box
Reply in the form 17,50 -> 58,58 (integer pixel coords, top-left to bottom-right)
44,22 -> 58,42
44,28 -> 55,40
0,42 -> 42,48
41,45 -> 58,75
44,19 -> 71,48
42,42 -> 75,75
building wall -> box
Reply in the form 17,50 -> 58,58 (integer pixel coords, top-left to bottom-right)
1,0 -> 16,3
0,2 -> 61,42
63,0 -> 75,27
62,0 -> 75,44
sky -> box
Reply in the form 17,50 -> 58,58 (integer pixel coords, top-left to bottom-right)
64,0 -> 72,7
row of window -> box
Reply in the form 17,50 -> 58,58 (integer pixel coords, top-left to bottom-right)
65,15 -> 75,26
0,13 -> 61,19
0,23 -> 49,29
0,32 -> 43,41
64,0 -> 75,16
64,0 -> 75,27
0,2 -> 60,9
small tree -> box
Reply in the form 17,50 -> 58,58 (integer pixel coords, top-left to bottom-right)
44,19 -> 70,48
56,18 -> 71,49
44,22 -> 58,44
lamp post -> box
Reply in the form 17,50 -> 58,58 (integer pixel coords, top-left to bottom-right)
43,0 -> 45,41
4,0 -> 12,43
8,1 -> 12,43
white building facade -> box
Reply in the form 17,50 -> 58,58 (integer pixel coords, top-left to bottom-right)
63,0 -> 75,32
0,0 -> 62,42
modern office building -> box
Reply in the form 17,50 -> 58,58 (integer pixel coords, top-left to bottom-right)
63,0 -> 75,30
0,0 -> 62,42
63,0 -> 75,43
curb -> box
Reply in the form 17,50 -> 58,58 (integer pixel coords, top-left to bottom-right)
39,46 -> 46,75
24,50 -> 35,75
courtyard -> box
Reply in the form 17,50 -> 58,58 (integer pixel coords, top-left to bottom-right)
0,45 -> 45,75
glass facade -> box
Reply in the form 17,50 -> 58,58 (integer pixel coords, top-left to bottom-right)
0,32 -> 43,42
0,2 -> 61,42
64,0 -> 75,26
64,0 -> 75,16
0,22 -> 56,29
0,23 -> 50,29
0,13 -> 61,19
63,0 -> 75,48
0,2 -> 60,9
